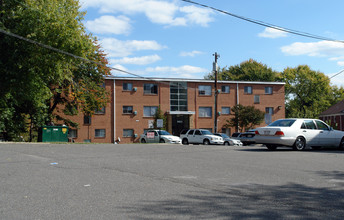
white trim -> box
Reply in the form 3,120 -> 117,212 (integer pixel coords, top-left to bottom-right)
105,76 -> 285,85
113,79 -> 116,143
168,111 -> 195,115
320,113 -> 344,117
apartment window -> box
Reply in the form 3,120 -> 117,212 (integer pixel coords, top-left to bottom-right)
244,86 -> 252,94
95,107 -> 105,114
170,82 -> 188,111
199,107 -> 212,117
95,129 -> 106,138
68,129 -> 77,138
221,85 -> 230,93
123,129 -> 134,137
123,106 -> 133,114
265,86 -> 273,94
198,85 -> 212,96
123,83 -> 133,91
266,107 -> 274,115
84,115 -> 91,125
144,83 -> 158,94
254,95 -> 260,104
221,107 -> 231,115
144,106 -> 158,117
221,128 -> 231,136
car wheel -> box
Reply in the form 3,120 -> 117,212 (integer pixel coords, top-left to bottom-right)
266,144 -> 277,151
224,141 -> 229,146
159,139 -> 165,143
141,139 -> 146,143
293,136 -> 306,151
203,139 -> 210,145
338,137 -> 344,150
182,138 -> 189,145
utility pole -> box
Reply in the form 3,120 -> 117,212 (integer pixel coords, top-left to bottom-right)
213,52 -> 220,133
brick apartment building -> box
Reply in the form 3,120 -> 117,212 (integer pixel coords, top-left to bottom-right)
65,76 -> 285,144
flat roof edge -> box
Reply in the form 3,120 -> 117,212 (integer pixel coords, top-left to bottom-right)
105,76 -> 285,85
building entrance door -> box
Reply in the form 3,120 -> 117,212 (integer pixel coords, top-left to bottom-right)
172,115 -> 189,136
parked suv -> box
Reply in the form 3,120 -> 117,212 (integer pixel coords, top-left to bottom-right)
180,129 -> 224,145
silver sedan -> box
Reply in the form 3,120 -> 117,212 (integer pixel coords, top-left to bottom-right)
255,118 -> 344,151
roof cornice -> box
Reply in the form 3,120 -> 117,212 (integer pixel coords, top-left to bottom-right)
105,76 -> 285,85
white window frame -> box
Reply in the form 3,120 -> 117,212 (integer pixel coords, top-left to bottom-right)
95,129 -> 106,138
265,107 -> 274,115
144,83 -> 158,95
198,85 -> 212,96
221,85 -> 230,93
123,129 -> 134,137
144,106 -> 158,117
254,95 -> 260,104
244,86 -> 252,94
123,106 -> 133,114
265,86 -> 273,94
199,107 -> 212,118
123,83 -> 133,91
221,107 -> 231,115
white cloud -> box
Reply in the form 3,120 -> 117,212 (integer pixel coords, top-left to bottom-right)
80,0 -> 214,27
85,15 -> 131,35
180,50 -> 203,57
110,55 -> 161,65
146,65 -> 208,75
179,5 -> 214,27
100,38 -> 166,57
281,41 -> 344,57
258,27 -> 288,39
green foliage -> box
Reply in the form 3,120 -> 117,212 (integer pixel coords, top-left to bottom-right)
205,59 -> 283,82
225,104 -> 265,132
0,0 -> 110,141
282,65 -> 344,118
153,105 -> 167,130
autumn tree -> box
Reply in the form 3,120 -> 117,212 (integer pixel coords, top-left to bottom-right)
0,0 -> 110,141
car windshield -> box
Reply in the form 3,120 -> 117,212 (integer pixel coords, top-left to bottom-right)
202,130 -> 213,135
220,134 -> 229,138
268,119 -> 296,127
158,130 -> 171,135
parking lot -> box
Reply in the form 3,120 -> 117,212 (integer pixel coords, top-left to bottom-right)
1,142 -> 344,219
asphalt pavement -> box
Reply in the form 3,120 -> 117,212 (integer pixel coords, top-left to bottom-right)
1,142 -> 344,219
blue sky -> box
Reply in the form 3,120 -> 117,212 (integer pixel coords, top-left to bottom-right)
79,0 -> 344,86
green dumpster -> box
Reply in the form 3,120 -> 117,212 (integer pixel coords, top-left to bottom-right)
39,126 -> 69,142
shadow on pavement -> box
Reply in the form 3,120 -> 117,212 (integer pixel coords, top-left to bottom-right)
121,171 -> 344,219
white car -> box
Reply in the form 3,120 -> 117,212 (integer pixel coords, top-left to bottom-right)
180,129 -> 224,145
214,133 -> 243,146
255,118 -> 344,151
140,130 -> 181,144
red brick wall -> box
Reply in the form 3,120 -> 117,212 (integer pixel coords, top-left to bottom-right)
58,79 -> 114,143
61,78 -> 285,144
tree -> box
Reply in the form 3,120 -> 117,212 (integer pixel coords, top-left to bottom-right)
0,0 -> 110,141
225,104 -> 265,132
153,105 -> 167,130
282,65 -> 344,118
205,59 -> 283,82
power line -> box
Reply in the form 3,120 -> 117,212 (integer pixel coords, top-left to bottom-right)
181,0 -> 344,44
330,69 -> 344,79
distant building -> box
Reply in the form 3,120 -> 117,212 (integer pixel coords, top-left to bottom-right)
62,77 -> 285,144
319,99 -> 344,130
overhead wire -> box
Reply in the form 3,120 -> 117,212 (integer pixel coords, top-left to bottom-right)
1,0 -> 340,90
181,0 -> 344,44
